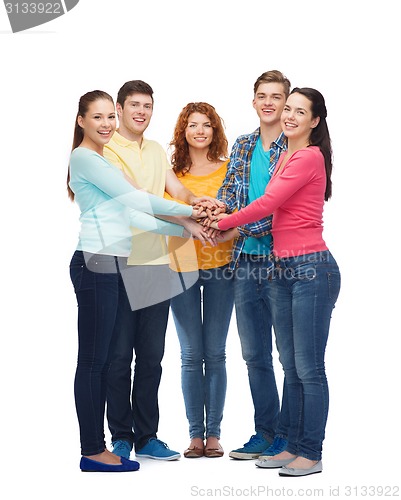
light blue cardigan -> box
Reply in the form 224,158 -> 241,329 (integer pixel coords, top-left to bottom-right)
69,147 -> 192,256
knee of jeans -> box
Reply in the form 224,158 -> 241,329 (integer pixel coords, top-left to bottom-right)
204,351 -> 226,367
295,363 -> 325,384
181,361 -> 204,372
282,366 -> 300,383
241,343 -> 273,366
76,357 -> 107,373
244,355 -> 274,370
180,350 -> 204,367
110,349 -> 134,367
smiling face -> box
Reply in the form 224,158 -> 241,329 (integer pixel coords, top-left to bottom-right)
117,92 -> 153,142
252,82 -> 287,127
77,99 -> 116,154
185,112 -> 214,150
281,92 -> 320,145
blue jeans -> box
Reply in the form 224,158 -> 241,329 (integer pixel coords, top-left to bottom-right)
69,250 -> 126,456
269,251 -> 341,461
234,255 -> 287,442
106,265 -> 171,451
170,265 -> 234,439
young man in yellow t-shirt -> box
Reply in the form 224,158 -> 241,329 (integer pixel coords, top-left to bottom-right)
104,80 -> 215,461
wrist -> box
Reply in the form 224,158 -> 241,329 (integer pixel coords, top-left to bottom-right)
188,194 -> 198,206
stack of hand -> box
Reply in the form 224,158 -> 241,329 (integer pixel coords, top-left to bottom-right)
186,196 -> 234,246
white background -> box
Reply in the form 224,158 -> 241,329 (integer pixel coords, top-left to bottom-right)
1,1 -> 400,498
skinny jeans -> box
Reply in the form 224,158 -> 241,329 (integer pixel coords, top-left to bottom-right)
69,250 -> 126,456
268,250 -> 341,461
171,265 -> 234,439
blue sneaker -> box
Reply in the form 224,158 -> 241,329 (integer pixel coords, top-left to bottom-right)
259,435 -> 288,457
229,432 -> 271,459
112,440 -> 132,459
135,438 -> 181,461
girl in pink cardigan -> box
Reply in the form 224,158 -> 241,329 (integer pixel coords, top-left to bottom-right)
210,88 -> 341,477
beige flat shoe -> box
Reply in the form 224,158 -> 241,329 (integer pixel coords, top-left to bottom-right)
184,445 -> 204,458
204,443 -> 224,458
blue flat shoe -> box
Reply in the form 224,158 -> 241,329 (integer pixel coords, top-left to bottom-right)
80,456 -> 140,472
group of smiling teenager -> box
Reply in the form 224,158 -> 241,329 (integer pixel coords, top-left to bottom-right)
67,70 -> 340,477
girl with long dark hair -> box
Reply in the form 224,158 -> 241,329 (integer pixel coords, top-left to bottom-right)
68,90 -> 203,472
209,88 -> 341,476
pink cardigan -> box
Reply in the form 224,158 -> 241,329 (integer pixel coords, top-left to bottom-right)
218,146 -> 328,258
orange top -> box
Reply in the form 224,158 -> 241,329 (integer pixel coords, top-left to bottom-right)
167,160 -> 234,272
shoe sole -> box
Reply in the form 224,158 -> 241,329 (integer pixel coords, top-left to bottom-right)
81,468 -> 139,472
255,458 -> 294,468
135,453 -> 181,461
229,452 -> 261,460
279,469 -> 322,477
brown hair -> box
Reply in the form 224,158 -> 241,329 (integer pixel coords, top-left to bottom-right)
253,70 -> 291,97
169,102 -> 228,175
117,80 -> 154,107
67,90 -> 114,201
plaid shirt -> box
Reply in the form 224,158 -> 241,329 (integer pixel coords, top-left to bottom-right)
217,129 -> 287,270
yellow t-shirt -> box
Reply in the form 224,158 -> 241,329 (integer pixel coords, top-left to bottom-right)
168,160 -> 234,272
104,131 -> 171,266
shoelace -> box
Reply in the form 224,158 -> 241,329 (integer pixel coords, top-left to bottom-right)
150,438 -> 169,449
114,441 -> 130,452
245,434 -> 265,446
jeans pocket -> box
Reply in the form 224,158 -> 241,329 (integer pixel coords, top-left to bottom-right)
327,271 -> 341,301
291,262 -> 317,281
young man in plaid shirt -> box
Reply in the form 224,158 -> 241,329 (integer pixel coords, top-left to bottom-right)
217,70 -> 291,460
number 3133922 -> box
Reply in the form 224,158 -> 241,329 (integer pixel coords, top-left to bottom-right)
5,3 -> 63,14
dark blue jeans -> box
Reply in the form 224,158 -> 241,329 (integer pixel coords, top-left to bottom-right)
269,251 -> 341,460
106,265 -> 171,451
69,250 -> 127,456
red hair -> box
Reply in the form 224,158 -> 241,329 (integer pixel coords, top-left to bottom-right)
169,102 -> 228,175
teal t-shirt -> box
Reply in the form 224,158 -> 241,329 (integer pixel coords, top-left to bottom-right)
242,137 -> 273,255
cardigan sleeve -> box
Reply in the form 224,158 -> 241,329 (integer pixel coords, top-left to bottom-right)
73,149 -> 193,218
128,209 -> 185,237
